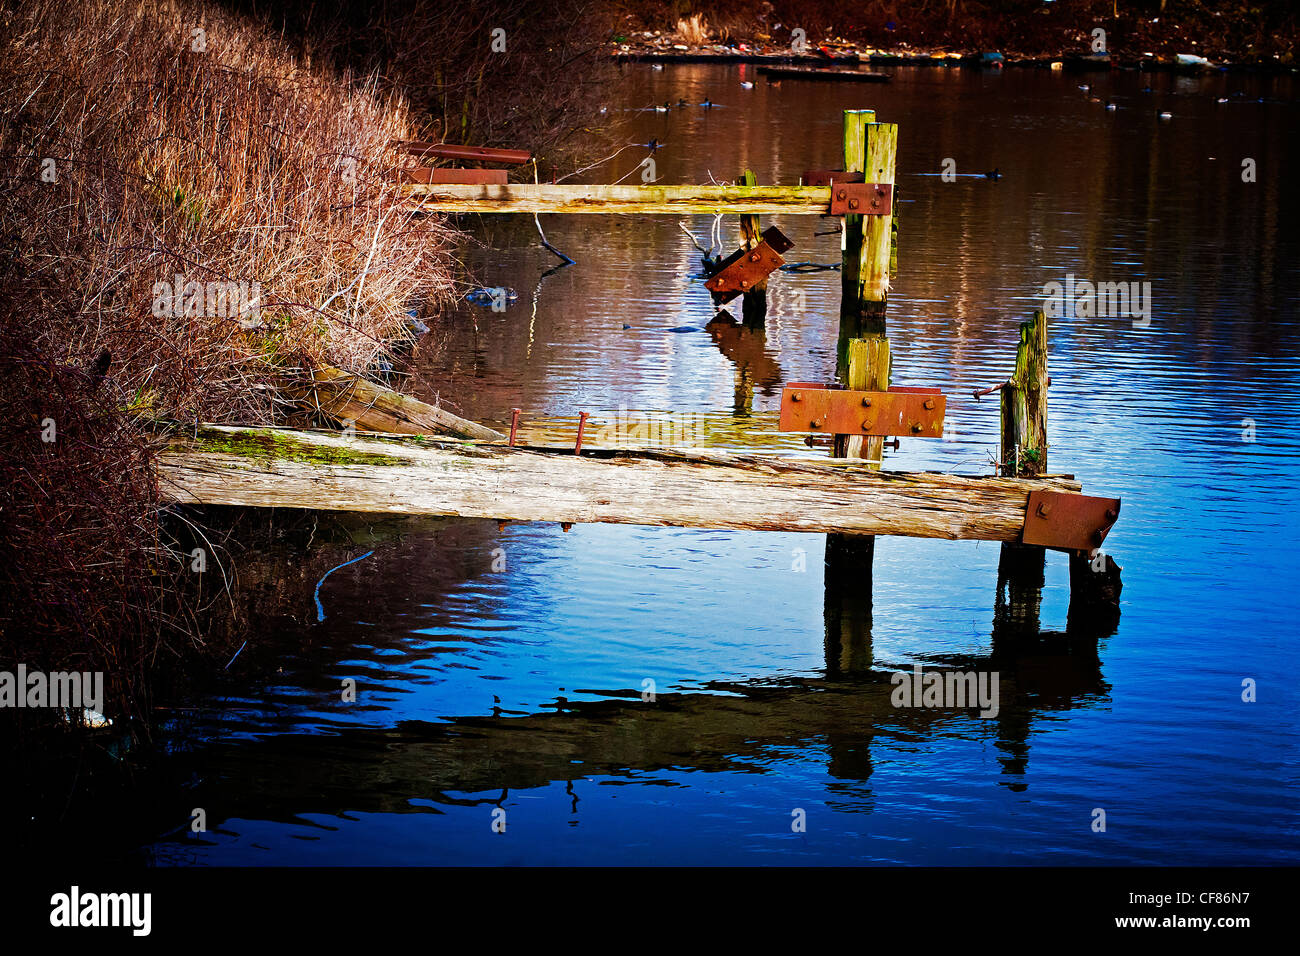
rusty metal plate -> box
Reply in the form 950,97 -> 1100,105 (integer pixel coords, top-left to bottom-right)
704,226 -> 793,301
1022,491 -> 1121,552
829,182 -> 893,216
397,142 -> 532,165
802,169 -> 865,187
403,167 -> 508,185
778,385 -> 945,437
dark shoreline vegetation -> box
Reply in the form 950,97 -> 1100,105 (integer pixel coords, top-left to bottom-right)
612,0 -> 1298,68
0,0 -> 611,856
0,0 -> 1295,859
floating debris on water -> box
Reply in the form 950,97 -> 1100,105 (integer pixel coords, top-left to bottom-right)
464,287 -> 519,309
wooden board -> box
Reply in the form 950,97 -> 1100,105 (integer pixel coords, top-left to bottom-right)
158,426 -> 1087,542
403,183 -> 832,215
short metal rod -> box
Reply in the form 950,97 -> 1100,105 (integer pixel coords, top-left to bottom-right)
508,407 -> 521,446
574,411 -> 590,455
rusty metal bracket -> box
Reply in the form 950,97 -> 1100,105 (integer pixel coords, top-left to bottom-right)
829,182 -> 892,216
704,226 -> 794,302
402,167 -> 509,185
803,169 -> 865,187
778,384 -> 945,437
1022,491 -> 1121,552
396,142 -> 532,165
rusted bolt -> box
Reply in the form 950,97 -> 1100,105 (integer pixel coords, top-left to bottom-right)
848,198 -> 860,211
574,411 -> 590,455
861,396 -> 872,407
911,422 -> 923,433
884,438 -> 900,450
836,188 -> 847,200
810,419 -> 823,429
1037,502 -> 1052,518
740,279 -> 750,288
861,420 -> 871,431
791,391 -> 802,402
508,407 -> 521,446
1106,508 -> 1119,521
748,252 -> 761,262
923,399 -> 935,410
560,522 -> 573,532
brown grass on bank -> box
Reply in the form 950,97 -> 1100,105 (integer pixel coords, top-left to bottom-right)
0,0 -> 459,708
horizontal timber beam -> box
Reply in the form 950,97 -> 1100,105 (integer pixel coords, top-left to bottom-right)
158,426 -> 1086,541
402,183 -> 833,215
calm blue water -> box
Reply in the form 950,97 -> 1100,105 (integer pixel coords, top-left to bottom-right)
149,63 -> 1300,865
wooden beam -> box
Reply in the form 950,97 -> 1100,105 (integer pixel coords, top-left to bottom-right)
299,365 -> 505,442
158,426 -> 1085,541
403,183 -> 832,215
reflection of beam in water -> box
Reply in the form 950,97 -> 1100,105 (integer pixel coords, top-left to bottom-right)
155,643 -> 1108,843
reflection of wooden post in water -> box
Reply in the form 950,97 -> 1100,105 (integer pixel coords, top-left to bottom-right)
738,169 -> 767,326
704,309 -> 783,414
996,309 -> 1050,635
825,111 -> 897,675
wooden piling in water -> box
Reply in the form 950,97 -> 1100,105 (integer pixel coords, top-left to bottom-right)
995,309 -> 1123,629
738,169 -> 767,326
825,110 -> 898,656
997,310 -> 1050,618
999,310 -> 1049,479
840,114 -> 896,342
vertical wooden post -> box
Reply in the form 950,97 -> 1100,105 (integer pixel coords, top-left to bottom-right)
823,532 -> 874,677
837,113 -> 897,464
834,337 -> 890,461
825,110 -> 897,674
840,115 -> 896,344
997,309 -> 1050,630
738,169 -> 767,326
999,309 -> 1049,478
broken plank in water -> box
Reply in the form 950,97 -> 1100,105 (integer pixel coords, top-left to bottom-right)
758,67 -> 891,82
403,183 -> 832,215
158,426 -> 1085,542
301,365 -> 504,442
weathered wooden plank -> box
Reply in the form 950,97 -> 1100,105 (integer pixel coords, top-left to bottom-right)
157,426 -> 1085,541
300,365 -> 505,442
403,183 -> 832,215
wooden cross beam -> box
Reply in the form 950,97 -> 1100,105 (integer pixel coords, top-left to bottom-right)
402,183 -> 834,215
